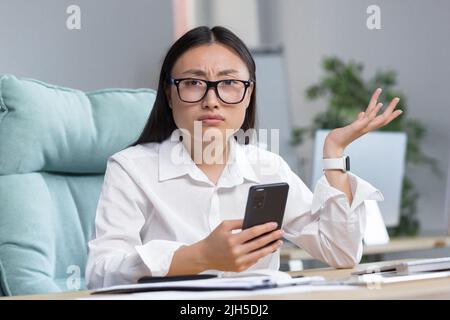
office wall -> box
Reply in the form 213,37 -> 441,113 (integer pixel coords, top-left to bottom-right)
0,0 -> 173,91
279,0 -> 450,234
191,0 -> 260,48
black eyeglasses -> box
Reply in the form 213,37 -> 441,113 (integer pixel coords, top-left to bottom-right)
169,78 -> 254,104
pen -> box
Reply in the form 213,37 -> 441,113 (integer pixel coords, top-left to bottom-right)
137,274 -> 217,283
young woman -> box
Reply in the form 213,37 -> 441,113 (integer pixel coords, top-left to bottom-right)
86,26 -> 402,288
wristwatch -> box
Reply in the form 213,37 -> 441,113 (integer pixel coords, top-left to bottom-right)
322,155 -> 350,173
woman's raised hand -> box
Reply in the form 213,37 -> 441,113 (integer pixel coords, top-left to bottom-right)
323,88 -> 403,156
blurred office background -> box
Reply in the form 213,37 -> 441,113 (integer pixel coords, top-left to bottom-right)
1,0 -> 449,264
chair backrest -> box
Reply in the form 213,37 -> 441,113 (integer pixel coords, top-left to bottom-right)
0,75 -> 155,296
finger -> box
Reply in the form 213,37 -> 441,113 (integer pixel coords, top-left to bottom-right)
367,107 -> 403,131
367,98 -> 400,129
382,97 -> 400,116
233,222 -> 278,244
236,240 -> 283,266
236,241 -> 283,268
237,229 -> 284,254
220,219 -> 244,232
383,109 -> 403,125
366,88 -> 382,113
368,103 -> 383,119
357,112 -> 365,120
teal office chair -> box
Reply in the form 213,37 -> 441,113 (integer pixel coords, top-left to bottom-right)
0,75 -> 155,296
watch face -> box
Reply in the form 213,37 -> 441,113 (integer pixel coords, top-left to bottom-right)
345,156 -> 351,171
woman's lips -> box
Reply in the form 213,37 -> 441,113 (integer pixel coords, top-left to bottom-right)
200,118 -> 224,125
197,115 -> 225,125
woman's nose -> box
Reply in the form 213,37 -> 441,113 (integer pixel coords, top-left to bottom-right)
201,87 -> 220,109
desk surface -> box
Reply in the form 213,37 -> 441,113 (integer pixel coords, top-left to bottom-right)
281,236 -> 450,261
4,258 -> 450,300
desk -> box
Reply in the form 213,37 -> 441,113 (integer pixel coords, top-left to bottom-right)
281,236 -> 450,262
4,258 -> 450,300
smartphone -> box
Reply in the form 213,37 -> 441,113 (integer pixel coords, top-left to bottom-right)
242,182 -> 289,246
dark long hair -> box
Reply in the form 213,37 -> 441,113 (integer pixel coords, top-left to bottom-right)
130,26 -> 257,146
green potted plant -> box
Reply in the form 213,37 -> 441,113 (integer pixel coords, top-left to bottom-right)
291,56 -> 440,236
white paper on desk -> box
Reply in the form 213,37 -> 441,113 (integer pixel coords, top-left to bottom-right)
220,269 -> 292,280
91,271 -> 328,296
93,276 -> 276,295
82,285 -> 356,300
92,269 -> 325,295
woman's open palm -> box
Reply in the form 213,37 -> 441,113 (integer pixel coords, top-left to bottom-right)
325,88 -> 403,151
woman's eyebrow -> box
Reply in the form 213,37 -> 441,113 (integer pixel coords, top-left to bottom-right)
181,69 -> 239,77
217,69 -> 239,76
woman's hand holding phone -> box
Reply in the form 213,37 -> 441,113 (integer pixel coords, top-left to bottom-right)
197,219 -> 284,272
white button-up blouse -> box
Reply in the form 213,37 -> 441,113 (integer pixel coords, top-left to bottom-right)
86,137 -> 384,289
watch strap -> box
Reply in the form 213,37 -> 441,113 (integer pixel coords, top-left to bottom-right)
322,156 -> 350,172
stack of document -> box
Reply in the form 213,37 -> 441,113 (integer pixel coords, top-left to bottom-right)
352,257 -> 450,276
92,269 -> 326,295
343,257 -> 450,285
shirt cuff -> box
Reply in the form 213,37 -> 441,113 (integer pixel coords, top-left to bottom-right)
311,172 -> 384,214
135,240 -> 186,277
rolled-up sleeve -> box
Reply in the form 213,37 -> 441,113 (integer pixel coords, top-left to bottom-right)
280,159 -> 384,269
85,155 -> 186,289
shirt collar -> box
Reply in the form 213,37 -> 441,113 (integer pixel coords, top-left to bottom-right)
158,138 -> 199,182
158,136 -> 260,185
